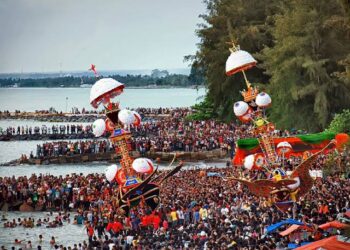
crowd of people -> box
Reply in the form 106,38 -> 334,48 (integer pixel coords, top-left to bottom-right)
1,107 -> 349,249
34,140 -> 113,158
0,107 -> 191,119
3,212 -> 66,228
0,108 -> 101,117
25,112 -> 308,159
1,124 -> 92,136
0,158 -> 349,249
28,118 -> 238,158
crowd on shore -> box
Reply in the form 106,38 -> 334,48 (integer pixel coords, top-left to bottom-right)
1,159 -> 349,249
29,117 -> 237,159
5,107 -> 309,160
1,124 -> 93,136
34,140 -> 113,158
31,129 -> 304,161
0,107 -> 191,119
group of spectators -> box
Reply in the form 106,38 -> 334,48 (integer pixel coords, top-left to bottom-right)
28,118 -> 237,158
35,140 -> 113,158
25,108 -> 308,159
129,119 -> 236,155
0,156 -> 349,249
1,124 -> 92,136
0,107 -> 191,119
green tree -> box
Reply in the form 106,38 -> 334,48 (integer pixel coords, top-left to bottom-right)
261,0 -> 350,131
186,95 -> 217,120
193,0 -> 279,121
327,109 -> 350,133
187,59 -> 205,86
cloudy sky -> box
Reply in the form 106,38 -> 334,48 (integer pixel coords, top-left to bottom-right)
0,0 -> 206,73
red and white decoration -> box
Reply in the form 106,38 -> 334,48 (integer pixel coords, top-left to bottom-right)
132,158 -> 154,174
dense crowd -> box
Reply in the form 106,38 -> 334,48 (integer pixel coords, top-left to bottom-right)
28,120 -> 308,160
35,140 -> 113,158
1,124 -> 92,136
0,108 -> 101,117
0,107 -> 191,118
1,152 -> 349,249
2,107 -> 311,162
29,118 -> 238,158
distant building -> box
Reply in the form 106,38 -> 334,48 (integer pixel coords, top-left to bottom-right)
151,69 -> 169,78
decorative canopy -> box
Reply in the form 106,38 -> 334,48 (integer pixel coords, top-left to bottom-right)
225,50 -> 257,76
277,141 -> 292,149
90,78 -> 124,108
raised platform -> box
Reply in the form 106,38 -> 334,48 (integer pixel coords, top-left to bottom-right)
1,149 -> 228,166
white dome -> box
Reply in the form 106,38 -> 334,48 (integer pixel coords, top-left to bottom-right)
233,101 -> 249,116
90,78 -> 124,108
226,50 -> 257,76
132,158 -> 154,173
243,154 -> 255,170
92,119 -> 106,137
118,109 -> 135,125
105,164 -> 119,182
255,92 -> 272,108
277,141 -> 292,149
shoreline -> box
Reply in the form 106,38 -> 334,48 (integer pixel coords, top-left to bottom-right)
0,113 -> 170,123
0,86 -> 205,89
0,149 -> 229,166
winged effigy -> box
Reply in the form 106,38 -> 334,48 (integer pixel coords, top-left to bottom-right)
225,42 -> 349,211
89,78 -> 183,216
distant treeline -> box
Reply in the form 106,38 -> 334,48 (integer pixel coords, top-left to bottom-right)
0,74 -> 198,88
0,68 -> 205,88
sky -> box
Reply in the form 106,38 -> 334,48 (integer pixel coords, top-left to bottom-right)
0,0 -> 207,73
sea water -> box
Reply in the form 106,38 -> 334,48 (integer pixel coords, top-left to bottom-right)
0,87 -> 205,112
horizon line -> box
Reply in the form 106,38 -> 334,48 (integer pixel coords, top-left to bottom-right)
0,67 -> 191,75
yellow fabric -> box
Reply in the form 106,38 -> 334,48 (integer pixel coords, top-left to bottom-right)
255,119 -> 265,127
170,211 -> 178,221
290,189 -> 299,202
199,208 -> 208,219
274,173 -> 282,181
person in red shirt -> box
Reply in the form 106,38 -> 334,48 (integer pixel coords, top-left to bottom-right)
162,219 -> 169,231
86,223 -> 95,245
106,219 -> 123,237
153,214 -> 161,230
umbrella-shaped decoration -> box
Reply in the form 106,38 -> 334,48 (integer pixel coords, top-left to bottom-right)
132,158 -> 154,174
226,50 -> 257,76
92,119 -> 106,137
277,141 -> 293,157
90,78 -> 124,109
